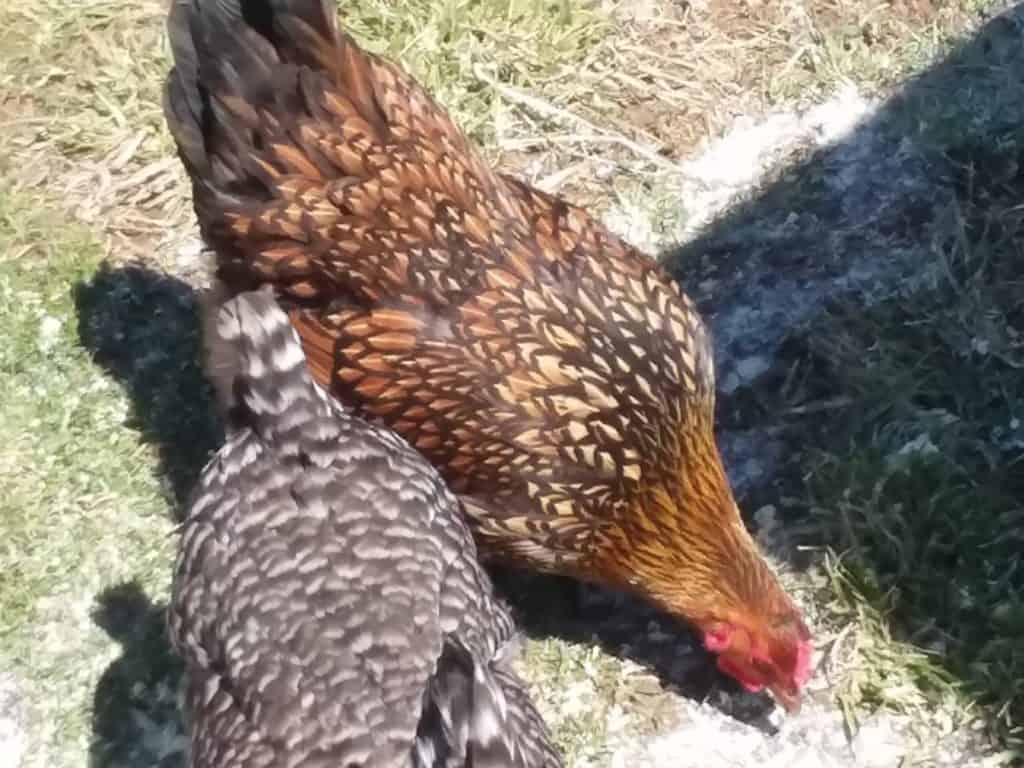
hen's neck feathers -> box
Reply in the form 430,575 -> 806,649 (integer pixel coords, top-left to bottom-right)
203,286 -> 339,458
604,427 -> 798,631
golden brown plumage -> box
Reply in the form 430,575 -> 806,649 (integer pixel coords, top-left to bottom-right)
164,0 -> 812,710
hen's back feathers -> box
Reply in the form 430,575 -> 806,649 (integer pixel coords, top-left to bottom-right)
169,289 -> 560,767
164,0 -> 719,576
165,0 -> 512,275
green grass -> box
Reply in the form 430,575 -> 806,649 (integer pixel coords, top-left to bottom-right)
0,0 -> 605,167
0,188 -> 184,768
0,0 -> 609,258
520,639 -> 622,765
760,131 -> 1024,745
341,0 -> 607,141
761,1 -> 976,105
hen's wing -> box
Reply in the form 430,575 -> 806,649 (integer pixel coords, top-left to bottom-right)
164,0 -> 716,571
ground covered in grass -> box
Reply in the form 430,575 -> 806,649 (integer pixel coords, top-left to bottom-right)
0,189 -> 182,768
1,1 -> 1022,767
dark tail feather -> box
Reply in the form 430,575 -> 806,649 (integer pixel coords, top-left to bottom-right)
163,0 -> 383,178
415,639 -> 539,768
415,640 -> 473,768
466,651 -> 520,767
165,0 -> 282,186
164,2 -> 207,177
251,0 -> 386,131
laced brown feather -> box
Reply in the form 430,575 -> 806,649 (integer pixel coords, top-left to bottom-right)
165,0 -> 799,632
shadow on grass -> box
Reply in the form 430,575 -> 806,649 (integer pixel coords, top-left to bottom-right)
74,265 -> 221,517
74,270 -> 199,767
490,566 -> 781,728
664,3 -> 1024,754
89,582 -> 184,768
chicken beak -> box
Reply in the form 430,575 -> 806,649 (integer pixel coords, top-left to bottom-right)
769,683 -> 802,714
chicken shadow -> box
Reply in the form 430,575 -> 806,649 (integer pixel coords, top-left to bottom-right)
74,265 -> 221,518
490,566 -> 781,727
89,581 -> 185,768
669,3 -> 1024,499
74,271 -> 199,768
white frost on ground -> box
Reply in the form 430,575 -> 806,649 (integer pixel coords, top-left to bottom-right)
601,193 -> 664,258
612,704 -> 963,768
601,82 -> 875,254
676,81 -> 874,241
618,703 -> 850,768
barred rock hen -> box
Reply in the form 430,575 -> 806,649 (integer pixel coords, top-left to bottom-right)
169,289 -> 561,768
164,0 -> 812,710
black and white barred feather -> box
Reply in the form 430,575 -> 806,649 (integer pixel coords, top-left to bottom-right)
169,289 -> 561,767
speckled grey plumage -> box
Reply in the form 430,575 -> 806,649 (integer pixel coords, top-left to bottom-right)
168,289 -> 561,768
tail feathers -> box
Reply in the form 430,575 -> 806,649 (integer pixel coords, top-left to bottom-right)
164,2 -> 203,170
164,0 -> 384,177
208,287 -> 334,446
165,0 -> 285,185
467,653 -> 520,768
415,638 -> 541,768
164,0 -> 513,293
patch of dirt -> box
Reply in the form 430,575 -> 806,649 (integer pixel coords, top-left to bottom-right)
511,0 -> 984,220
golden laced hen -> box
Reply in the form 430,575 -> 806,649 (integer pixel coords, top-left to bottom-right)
170,289 -> 561,768
164,0 -> 812,710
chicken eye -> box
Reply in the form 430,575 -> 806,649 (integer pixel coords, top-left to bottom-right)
751,655 -> 776,678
